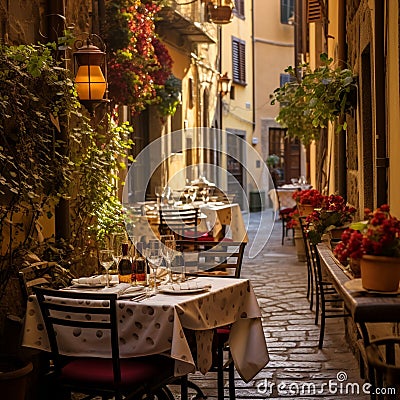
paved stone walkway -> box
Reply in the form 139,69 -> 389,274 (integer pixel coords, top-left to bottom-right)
176,210 -> 370,399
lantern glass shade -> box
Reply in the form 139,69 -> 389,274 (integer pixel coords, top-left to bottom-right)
75,65 -> 107,101
219,73 -> 231,96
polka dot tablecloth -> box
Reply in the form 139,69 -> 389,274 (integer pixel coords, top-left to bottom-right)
22,277 -> 268,381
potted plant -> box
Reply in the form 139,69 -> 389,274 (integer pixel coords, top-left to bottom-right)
271,53 -> 357,145
292,189 -> 325,216
306,194 -> 356,245
334,205 -> 400,291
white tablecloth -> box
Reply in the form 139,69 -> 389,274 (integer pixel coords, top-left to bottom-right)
22,277 -> 268,382
129,202 -> 248,243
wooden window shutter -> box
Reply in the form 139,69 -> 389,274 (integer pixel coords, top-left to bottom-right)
307,0 -> 322,23
232,38 -> 246,85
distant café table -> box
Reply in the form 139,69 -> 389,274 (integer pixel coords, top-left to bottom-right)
22,277 -> 268,381
268,184 -> 312,211
130,202 -> 248,242
317,244 -> 400,344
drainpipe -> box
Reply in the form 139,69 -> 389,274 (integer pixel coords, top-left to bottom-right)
337,0 -> 347,199
47,0 -> 71,241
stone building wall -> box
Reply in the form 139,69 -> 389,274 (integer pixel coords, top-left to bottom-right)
345,0 -> 373,213
0,0 -> 91,45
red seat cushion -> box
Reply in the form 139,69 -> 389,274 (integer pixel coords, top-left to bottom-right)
184,230 -> 213,240
216,326 -> 231,344
60,355 -> 174,390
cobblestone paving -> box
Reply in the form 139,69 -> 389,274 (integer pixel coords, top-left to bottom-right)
175,210 -> 370,400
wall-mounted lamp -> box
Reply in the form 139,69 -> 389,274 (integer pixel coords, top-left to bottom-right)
207,0 -> 234,24
73,34 -> 109,115
218,73 -> 231,97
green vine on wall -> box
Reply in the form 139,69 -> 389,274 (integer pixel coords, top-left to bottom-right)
0,42 -> 133,301
271,53 -> 357,145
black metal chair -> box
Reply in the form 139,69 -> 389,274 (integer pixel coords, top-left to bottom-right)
274,189 -> 296,245
309,242 -> 350,348
298,217 -> 315,311
365,337 -> 400,399
159,207 -> 201,240
33,287 -> 178,400
176,239 -> 247,400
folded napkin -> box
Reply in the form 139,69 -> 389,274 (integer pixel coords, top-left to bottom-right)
72,275 -> 119,286
165,281 -> 212,292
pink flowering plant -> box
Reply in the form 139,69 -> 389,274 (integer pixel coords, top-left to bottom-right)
333,205 -> 400,263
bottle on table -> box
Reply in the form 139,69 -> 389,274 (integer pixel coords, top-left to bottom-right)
132,242 -> 146,286
118,242 -> 133,283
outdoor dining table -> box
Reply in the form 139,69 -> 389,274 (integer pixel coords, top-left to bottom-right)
316,244 -> 400,344
268,184 -> 312,212
22,277 -> 268,382
130,201 -> 248,243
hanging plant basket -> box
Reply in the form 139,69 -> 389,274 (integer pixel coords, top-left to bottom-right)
208,5 -> 233,24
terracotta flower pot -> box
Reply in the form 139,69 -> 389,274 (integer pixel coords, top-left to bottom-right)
329,226 -> 347,239
360,255 -> 400,292
0,356 -> 33,400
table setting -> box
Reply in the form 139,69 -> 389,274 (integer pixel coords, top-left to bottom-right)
22,275 -> 268,380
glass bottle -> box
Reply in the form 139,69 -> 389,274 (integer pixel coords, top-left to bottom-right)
118,242 -> 132,283
133,242 -> 146,286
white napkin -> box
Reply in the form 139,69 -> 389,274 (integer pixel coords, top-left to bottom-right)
72,275 -> 119,286
165,281 -> 212,292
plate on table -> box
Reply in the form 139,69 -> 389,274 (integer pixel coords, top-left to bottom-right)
344,279 -> 400,295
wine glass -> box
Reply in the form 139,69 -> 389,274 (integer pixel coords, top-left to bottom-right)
161,237 -> 176,283
155,186 -> 162,206
172,190 -> 184,206
171,250 -> 185,283
201,188 -> 210,203
183,189 -> 190,204
189,188 -> 197,203
145,240 -> 163,294
111,232 -> 127,267
99,249 -> 114,287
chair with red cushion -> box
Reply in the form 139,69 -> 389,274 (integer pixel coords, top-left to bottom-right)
176,239 -> 247,399
33,287 -> 177,400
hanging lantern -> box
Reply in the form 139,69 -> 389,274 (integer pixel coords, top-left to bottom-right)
73,35 -> 108,114
218,73 -> 231,97
207,0 -> 234,24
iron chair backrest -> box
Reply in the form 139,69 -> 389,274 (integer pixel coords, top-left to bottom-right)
159,207 -> 200,239
33,287 -> 121,384
176,240 -> 247,278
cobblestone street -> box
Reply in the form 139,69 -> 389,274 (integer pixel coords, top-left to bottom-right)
178,210 -> 369,399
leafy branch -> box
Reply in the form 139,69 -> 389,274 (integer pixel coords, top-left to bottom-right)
271,53 -> 357,145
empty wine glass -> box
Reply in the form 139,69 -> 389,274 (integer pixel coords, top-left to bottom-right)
155,185 -> 162,206
189,188 -> 197,203
99,249 -> 114,287
161,238 -> 176,283
172,190 -> 184,206
183,190 -> 190,204
111,232 -> 127,267
201,188 -> 210,203
171,250 -> 185,282
145,240 -> 163,294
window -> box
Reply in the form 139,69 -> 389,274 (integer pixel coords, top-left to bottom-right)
234,0 -> 244,19
232,37 -> 246,85
280,73 -> 293,87
281,0 -> 294,24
